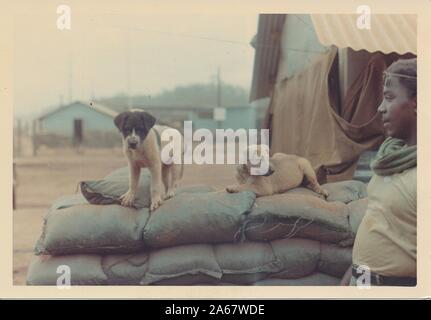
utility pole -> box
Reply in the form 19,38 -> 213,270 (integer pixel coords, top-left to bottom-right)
126,29 -> 132,109
68,54 -> 73,103
90,71 -> 95,102
214,67 -> 225,130
217,66 -> 221,107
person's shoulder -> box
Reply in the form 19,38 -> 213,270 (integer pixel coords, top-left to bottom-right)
398,167 -> 417,200
401,166 -> 417,182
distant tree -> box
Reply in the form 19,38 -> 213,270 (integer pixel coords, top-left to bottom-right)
97,82 -> 249,112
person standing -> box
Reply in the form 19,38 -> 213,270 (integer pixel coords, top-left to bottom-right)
346,58 -> 417,287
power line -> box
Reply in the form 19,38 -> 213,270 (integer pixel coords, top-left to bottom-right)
110,25 -> 250,46
107,25 -> 325,53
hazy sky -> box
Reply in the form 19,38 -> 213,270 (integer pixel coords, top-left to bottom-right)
14,12 -> 258,117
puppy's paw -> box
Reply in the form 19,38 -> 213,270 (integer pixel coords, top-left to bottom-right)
226,185 -> 240,193
321,188 -> 329,199
150,195 -> 163,212
120,190 -> 136,207
164,189 -> 176,200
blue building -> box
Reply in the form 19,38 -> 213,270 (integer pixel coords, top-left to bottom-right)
38,101 -> 118,136
189,105 -> 258,131
137,105 -> 262,132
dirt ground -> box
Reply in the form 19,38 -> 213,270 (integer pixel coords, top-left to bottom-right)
13,147 -> 237,285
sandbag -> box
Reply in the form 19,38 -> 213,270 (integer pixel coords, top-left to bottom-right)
215,242 -> 282,285
151,274 -> 221,285
28,238 -> 352,286
80,166 -> 152,208
80,166 -> 216,209
50,193 -> 88,210
285,180 -> 367,204
270,238 -> 320,279
27,254 -> 108,285
143,191 -> 256,248
35,203 -> 150,255
141,244 -> 222,285
101,253 -> 149,285
317,243 -> 352,277
36,184 -> 218,255
348,198 -> 368,235
243,193 -> 353,245
253,273 -> 341,286
324,180 -> 367,203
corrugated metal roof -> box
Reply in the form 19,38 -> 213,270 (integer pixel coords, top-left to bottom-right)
311,14 -> 416,54
39,101 -> 118,120
249,14 -> 286,102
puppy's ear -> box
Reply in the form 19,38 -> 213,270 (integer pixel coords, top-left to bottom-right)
139,112 -> 156,131
264,163 -> 275,176
238,163 -> 249,175
114,112 -> 128,131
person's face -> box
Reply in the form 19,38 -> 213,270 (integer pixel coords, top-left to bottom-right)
377,76 -> 417,140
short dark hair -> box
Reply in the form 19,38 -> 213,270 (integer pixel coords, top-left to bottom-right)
384,58 -> 417,98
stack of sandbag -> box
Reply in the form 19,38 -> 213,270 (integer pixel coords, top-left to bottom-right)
27,167 -> 368,286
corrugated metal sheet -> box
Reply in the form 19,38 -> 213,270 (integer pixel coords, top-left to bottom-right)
249,14 -> 286,102
311,14 -> 416,54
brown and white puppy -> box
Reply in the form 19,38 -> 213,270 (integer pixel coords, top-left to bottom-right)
114,110 -> 183,211
226,145 -> 328,198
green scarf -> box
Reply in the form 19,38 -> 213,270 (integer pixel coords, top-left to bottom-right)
370,137 -> 417,176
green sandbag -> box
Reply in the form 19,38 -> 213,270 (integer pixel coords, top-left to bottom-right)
253,273 -> 340,286
215,241 -> 282,285
141,244 -> 222,285
270,238 -> 320,279
317,243 -> 352,277
27,238 -> 351,286
80,166 -> 216,209
143,191 -> 256,248
285,180 -> 367,203
35,203 -> 150,255
80,166 -> 152,209
26,255 -> 108,285
36,187 -> 253,255
243,193 -> 353,245
324,180 -> 367,203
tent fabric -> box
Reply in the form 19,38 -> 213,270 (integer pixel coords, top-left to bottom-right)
311,14 -> 417,55
267,46 -> 387,179
341,52 -> 403,125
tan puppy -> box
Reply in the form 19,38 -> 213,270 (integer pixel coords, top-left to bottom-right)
226,145 -> 328,198
114,110 -> 183,211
